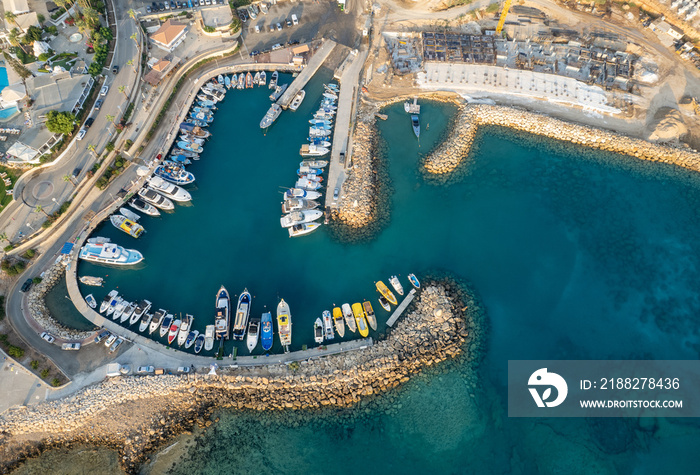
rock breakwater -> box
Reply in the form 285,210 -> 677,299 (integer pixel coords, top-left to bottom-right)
0,278 -> 485,473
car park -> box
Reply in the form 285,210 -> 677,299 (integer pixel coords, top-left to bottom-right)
100,85 -> 109,96
62,342 -> 81,350
84,117 -> 94,128
104,334 -> 117,347
94,330 -> 110,344
77,128 -> 87,140
40,332 -> 55,344
109,337 -> 124,353
94,99 -> 103,110
137,365 -> 155,374
20,278 -> 33,292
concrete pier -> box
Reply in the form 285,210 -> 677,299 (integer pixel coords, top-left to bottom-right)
386,288 -> 417,327
277,39 -> 337,109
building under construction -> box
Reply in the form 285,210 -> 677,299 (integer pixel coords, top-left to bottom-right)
422,32 -> 496,64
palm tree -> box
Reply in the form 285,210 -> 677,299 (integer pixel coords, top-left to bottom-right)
105,114 -> 116,126
0,232 -> 9,244
4,12 -> 16,28
128,9 -> 136,21
126,59 -> 136,73
118,85 -> 128,99
55,0 -> 75,19
130,33 -> 139,49
63,174 -> 76,187
87,143 -> 97,157
35,205 -> 48,217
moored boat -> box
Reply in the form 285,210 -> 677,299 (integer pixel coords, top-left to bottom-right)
253,71 -> 260,85
363,301 -> 377,331
314,318 -> 324,344
138,188 -> 175,210
106,295 -> 121,317
232,289 -> 251,340
147,176 -> 191,202
204,324 -> 215,351
129,198 -> 160,216
333,307 -> 345,338
269,83 -> 287,101
376,281 -> 398,305
342,303 -> 356,333
214,286 -> 231,340
295,178 -> 322,190
322,310 -> 334,340
230,74 -> 237,88
194,333 -> 205,353
280,210 -> 323,228
246,72 -> 253,88
224,75 -> 231,88
389,275 -> 404,296
269,70 -> 278,89
300,160 -> 328,168
299,144 -> 329,157
80,276 -> 104,286
159,313 -> 173,338
282,198 -> 319,214
80,238 -> 143,266
408,273 -> 420,289
85,294 -> 97,309
185,330 -> 199,349
177,314 -> 193,346
125,301 -> 140,325
246,315 -> 260,352
150,309 -> 166,334
139,312 -> 153,333
378,295 -> 391,312
284,188 -> 322,200
100,290 -> 117,313
289,90 -> 305,111
411,114 -> 420,138
110,214 -> 144,238
119,207 -> 140,222
133,300 -> 152,325
259,70 -> 266,86
154,164 -> 195,186
217,74 -> 224,84
288,222 -> 321,237
277,299 -> 292,347
167,318 -> 182,345
261,311 -> 273,351
237,73 -> 245,89
260,103 -> 282,128
115,300 -> 130,321
352,303 -> 369,338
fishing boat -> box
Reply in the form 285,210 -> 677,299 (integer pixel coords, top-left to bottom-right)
169,154 -> 193,165
378,295 -> 391,312
214,286 -> 231,340
150,309 -> 166,334
261,311 -> 273,351
79,237 -> 144,266
253,71 -> 260,85
342,303 -> 356,333
309,118 -> 332,125
408,273 -> 420,289
309,127 -> 331,137
139,312 -> 153,333
323,91 -> 338,100
154,164 -> 195,186
322,310 -> 334,340
100,290 -> 117,313
280,210 -> 323,228
232,288 -> 251,340
309,138 -> 332,147
363,301 -> 377,331
259,70 -> 266,86
376,281 -> 398,305
160,313 -> 173,338
314,318 -> 324,344
119,207 -> 140,222
246,315 -> 260,352
138,188 -> 175,210
171,148 -> 201,158
352,303 -> 369,338
124,301 -> 139,325
277,299 -> 292,347
288,222 -> 321,237
269,70 -> 278,89
217,74 -> 224,84
230,74 -> 237,88
80,276 -> 104,286
185,330 -> 199,349
295,178 -> 322,190
224,75 -> 231,88
204,324 -> 215,351
178,314 -> 193,346
282,198 -> 319,214
176,141 -> 203,153
129,198 -> 160,216
237,73 -> 245,89
284,188 -> 322,200
246,72 -> 253,88
299,144 -> 329,157
260,103 -> 282,128
106,296 -> 122,318
300,160 -> 328,168
113,299 -> 128,321
289,90 -> 305,111
147,176 -> 192,202
110,214 -> 145,238
269,83 -> 287,101
411,115 -> 420,138
167,318 -> 182,345
85,294 -> 97,309
194,333 -> 205,353
389,275 -> 404,296
333,307 -> 345,337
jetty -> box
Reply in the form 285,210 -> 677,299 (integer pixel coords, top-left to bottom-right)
233,338 -> 373,366
277,39 -> 337,109
386,288 -> 417,327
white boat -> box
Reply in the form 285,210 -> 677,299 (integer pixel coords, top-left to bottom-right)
288,222 -> 321,237
260,104 -> 282,129
280,210 -> 323,228
133,299 -> 152,324
284,188 -> 322,200
259,70 -> 266,86
194,333 -> 205,353
100,290 -> 118,313
139,312 -> 153,333
232,289 -> 251,340
299,144 -> 329,157
113,299 -> 129,322
214,286 -> 230,340
246,316 -> 260,352
282,198 -> 319,214
269,83 -> 287,101
289,90 -> 305,111
204,325 -> 215,351
177,314 -> 194,346
342,303 -> 356,333
323,91 -> 338,100
107,296 -> 122,318
277,299 -> 292,347
125,301 -> 140,325
167,318 -> 181,345
147,176 -> 191,202
295,178 -> 322,190
390,275 -> 404,296
149,309 -> 166,334
314,318 -> 324,344
322,310 -> 334,340
300,160 -> 328,168
333,307 -> 345,338
269,70 -> 278,89
138,188 -> 175,210
129,198 -> 161,216
79,238 -> 144,266
119,207 -> 140,222
253,71 -> 260,85
309,128 -> 331,137
404,97 -> 421,114
80,276 -> 104,286
110,214 -> 145,238
85,294 -> 97,309
185,330 -> 199,349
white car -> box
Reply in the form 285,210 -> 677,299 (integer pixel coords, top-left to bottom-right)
177,366 -> 191,374
137,365 -> 155,374
104,334 -> 117,347
291,14 -> 298,26
40,332 -> 55,344
109,337 -> 124,353
61,342 -> 81,350
77,128 -> 87,141
100,85 -> 109,96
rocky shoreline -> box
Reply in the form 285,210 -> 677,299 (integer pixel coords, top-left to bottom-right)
0,277 -> 486,473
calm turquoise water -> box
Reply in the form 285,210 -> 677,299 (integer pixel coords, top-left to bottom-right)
44,276 -> 97,332
74,80 -> 700,472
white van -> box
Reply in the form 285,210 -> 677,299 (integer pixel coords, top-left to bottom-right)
291,14 -> 298,26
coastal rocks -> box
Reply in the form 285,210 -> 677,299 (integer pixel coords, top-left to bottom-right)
647,107 -> 688,144
25,261 -> 94,341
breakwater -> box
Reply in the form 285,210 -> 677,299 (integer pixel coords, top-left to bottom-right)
0,278 -> 485,473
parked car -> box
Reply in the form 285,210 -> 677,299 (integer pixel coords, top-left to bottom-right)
84,117 -> 94,128
254,24 -> 260,33
104,334 -> 117,347
291,14 -> 298,25
272,43 -> 283,51
71,167 -> 81,179
137,365 -> 155,374
77,128 -> 87,141
112,65 -> 119,74
100,85 -> 109,96
249,50 -> 260,57
286,18 -> 292,27
94,329 -> 110,344
146,5 -> 152,13
40,332 -> 55,344
94,99 -> 103,110
177,366 -> 191,374
333,187 -> 340,201
276,22 -> 282,31
20,278 -> 33,292
109,337 -> 124,353
62,342 -> 81,350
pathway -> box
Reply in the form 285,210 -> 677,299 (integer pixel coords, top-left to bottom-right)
386,288 -> 416,327
276,39 -> 337,109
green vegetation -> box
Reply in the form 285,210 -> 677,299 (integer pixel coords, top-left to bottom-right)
3,51 -> 31,78
45,110 -> 77,135
24,25 -> 43,43
125,139 -> 134,149
50,7 -> 67,20
1,259 -> 25,275
30,360 -> 39,370
51,378 -> 61,387
0,166 -> 18,209
105,141 -> 115,152
230,0 -> 251,8
22,249 -> 36,259
203,25 -> 216,33
230,17 -> 242,34
3,244 -> 13,252
95,157 -> 127,189
37,13 -> 45,24
122,102 -> 135,123
32,277 -> 42,284
0,296 -> 5,321
40,200 -> 72,229
45,25 -> 58,35
7,345 -> 24,358
40,368 -> 49,379
88,43 -> 108,76
9,46 -> 36,65
485,2 -> 500,13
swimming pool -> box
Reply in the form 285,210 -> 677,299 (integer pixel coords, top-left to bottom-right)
0,66 -> 19,119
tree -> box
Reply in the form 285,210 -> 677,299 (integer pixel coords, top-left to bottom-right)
0,232 -> 8,243
4,12 -> 16,29
24,25 -> 43,43
105,114 -> 116,126
55,0 -> 75,19
118,85 -> 128,99
82,7 -> 99,30
126,59 -> 135,73
63,174 -> 76,187
35,205 -> 48,217
37,13 -> 45,24
87,143 -> 97,156
128,9 -> 136,21
130,33 -> 139,49
45,110 -> 76,135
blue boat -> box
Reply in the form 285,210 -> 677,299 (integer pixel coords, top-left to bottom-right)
184,118 -> 209,128
194,333 -> 205,353
408,273 -> 420,289
297,168 -> 323,176
191,106 -> 213,114
196,100 -> 217,109
261,311 -> 273,351
177,141 -> 203,153
224,75 -> 231,88
155,165 -> 195,185
169,154 -> 191,165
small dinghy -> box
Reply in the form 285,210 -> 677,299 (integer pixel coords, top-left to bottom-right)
314,318 -> 324,344
85,294 -> 97,309
408,273 -> 420,289
194,333 -> 205,353
185,330 -> 199,349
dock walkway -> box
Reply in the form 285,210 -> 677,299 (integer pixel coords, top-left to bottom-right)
277,39 -> 337,109
386,288 -> 417,327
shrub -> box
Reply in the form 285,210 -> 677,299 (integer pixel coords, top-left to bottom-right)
105,141 -> 115,152
45,110 -> 76,135
203,25 -> 215,33
30,360 -> 39,369
45,25 -> 58,35
23,248 -> 36,258
40,369 -> 49,379
3,244 -> 14,252
51,378 -> 61,387
125,139 -> 133,149
32,277 -> 42,284
8,345 -> 24,358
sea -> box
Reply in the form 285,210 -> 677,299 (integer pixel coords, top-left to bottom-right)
32,68 -> 700,473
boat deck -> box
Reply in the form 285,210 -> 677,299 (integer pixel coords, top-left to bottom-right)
386,289 -> 417,327
277,40 -> 337,109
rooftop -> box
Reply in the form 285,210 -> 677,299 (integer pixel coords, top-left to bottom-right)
201,5 -> 233,29
151,19 -> 187,47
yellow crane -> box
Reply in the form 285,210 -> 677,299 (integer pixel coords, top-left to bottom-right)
495,0 -> 512,35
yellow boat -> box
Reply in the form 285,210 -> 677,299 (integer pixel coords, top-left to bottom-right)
351,302 -> 369,338
375,281 -> 397,306
333,307 -> 345,338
